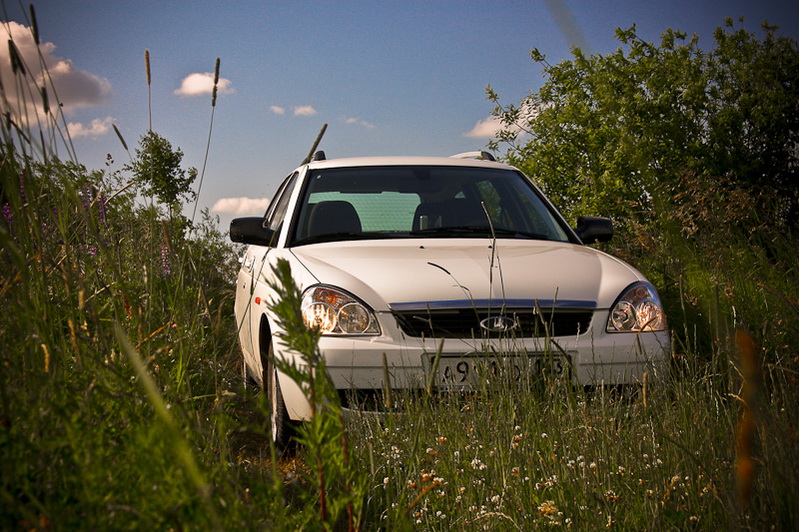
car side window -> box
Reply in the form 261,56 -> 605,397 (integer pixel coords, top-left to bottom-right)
266,172 -> 299,234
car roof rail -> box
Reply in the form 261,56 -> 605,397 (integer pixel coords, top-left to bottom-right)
450,150 -> 496,162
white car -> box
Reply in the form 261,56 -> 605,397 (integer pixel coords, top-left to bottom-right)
231,151 -> 669,444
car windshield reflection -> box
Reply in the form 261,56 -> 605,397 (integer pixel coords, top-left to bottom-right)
289,166 -> 571,246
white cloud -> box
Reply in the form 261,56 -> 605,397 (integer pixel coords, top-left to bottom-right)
211,197 -> 270,215
464,115 -> 503,139
174,72 -> 234,96
270,105 -> 286,115
0,21 -> 111,123
465,103 -> 539,139
67,117 -> 114,138
343,116 -> 376,129
293,105 -> 318,116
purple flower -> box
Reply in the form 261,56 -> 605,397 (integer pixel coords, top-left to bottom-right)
2,203 -> 11,224
161,243 -> 171,275
18,176 -> 27,206
80,186 -> 91,213
97,191 -> 107,225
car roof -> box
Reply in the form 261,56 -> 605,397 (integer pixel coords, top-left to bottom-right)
303,155 -> 516,171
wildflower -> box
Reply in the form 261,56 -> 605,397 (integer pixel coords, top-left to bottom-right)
437,436 -> 447,444
535,475 -> 558,490
470,458 -> 487,471
541,432 -> 548,438
161,243 -> 171,275
538,500 -> 557,515
19,176 -> 28,206
80,185 -> 92,213
97,190 -> 107,225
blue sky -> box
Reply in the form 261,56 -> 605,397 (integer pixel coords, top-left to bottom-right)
2,1 -> 797,229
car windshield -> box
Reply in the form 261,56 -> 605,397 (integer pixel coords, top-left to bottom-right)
289,166 -> 573,246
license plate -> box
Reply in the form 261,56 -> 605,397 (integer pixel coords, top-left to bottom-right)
428,353 -> 569,390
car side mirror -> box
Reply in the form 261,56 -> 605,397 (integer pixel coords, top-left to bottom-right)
574,216 -> 613,244
230,217 -> 277,247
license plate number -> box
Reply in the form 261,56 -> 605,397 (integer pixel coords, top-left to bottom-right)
430,353 -> 568,390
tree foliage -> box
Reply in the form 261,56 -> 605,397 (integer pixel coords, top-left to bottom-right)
125,130 -> 198,210
488,18 -> 799,231
488,19 -> 799,368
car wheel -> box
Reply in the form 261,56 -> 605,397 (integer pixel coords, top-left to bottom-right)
265,343 -> 293,451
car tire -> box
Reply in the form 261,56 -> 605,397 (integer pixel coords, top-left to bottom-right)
264,342 -> 293,451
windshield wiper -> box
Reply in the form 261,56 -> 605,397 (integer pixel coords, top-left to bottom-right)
410,226 -> 549,240
293,231 -> 405,246
292,232 -> 369,246
490,228 -> 550,240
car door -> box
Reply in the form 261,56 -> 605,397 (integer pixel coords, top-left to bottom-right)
235,171 -> 299,371
240,171 -> 301,377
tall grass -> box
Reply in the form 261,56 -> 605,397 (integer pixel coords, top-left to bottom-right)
2,10 -> 798,531
0,17 -> 289,529
347,334 -> 798,530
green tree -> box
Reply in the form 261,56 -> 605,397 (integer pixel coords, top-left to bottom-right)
125,130 -> 197,212
488,18 -> 799,231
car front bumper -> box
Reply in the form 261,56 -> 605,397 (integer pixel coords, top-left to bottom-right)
276,311 -> 670,421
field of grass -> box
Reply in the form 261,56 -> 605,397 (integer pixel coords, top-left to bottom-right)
2,17 -> 798,531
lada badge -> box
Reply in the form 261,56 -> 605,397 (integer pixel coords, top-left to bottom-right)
479,315 -> 519,333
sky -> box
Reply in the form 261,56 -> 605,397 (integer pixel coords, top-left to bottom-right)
2,0 -> 797,231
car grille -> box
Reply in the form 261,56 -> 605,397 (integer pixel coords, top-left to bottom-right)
391,306 -> 594,339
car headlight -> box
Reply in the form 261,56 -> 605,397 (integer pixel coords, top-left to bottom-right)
301,285 -> 380,335
607,282 -> 667,332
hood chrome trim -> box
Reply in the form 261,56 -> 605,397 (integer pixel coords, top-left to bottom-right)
388,299 -> 596,312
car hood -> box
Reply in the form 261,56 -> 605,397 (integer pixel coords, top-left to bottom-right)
289,239 -> 644,311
